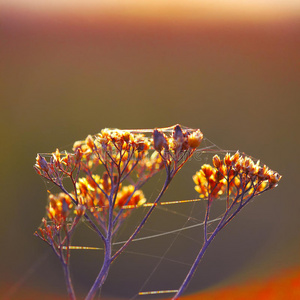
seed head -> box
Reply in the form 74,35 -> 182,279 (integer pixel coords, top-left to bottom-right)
35,154 -> 49,172
153,129 -> 168,152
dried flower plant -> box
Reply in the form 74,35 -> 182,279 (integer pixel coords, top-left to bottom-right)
173,151 -> 281,299
34,125 -> 201,299
34,125 -> 281,299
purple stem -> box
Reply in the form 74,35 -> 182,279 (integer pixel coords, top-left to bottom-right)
172,229 -> 217,300
85,239 -> 112,300
112,170 -> 171,261
62,263 -> 76,300
173,186 -> 260,299
86,178 -> 117,299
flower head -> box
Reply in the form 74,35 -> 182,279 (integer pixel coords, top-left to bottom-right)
194,152 -> 281,201
115,185 -> 146,208
47,193 -> 73,224
193,164 -> 226,199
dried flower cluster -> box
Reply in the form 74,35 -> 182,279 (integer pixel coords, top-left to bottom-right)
34,125 -> 281,300
173,152 -> 281,299
34,125 -> 202,300
193,151 -> 281,201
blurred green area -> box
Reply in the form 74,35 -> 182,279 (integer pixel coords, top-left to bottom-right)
1,13 -> 299,299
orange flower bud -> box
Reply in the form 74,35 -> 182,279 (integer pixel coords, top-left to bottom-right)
85,135 -> 95,150
269,172 -> 282,188
231,151 -> 240,164
75,148 -> 82,164
201,164 -> 214,178
244,157 -> 251,168
212,155 -> 221,168
123,131 -> 131,143
224,153 -> 232,166
53,148 -> 61,163
234,158 -> 243,172
73,140 -> 84,151
188,130 -> 203,149
257,165 -> 269,180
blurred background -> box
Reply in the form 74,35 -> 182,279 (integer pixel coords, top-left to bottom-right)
1,0 -> 300,299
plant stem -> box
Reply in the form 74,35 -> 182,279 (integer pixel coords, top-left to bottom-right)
172,229 -> 217,300
173,186 -> 259,299
112,172 -> 171,261
86,187 -> 116,300
63,263 -> 76,300
86,240 -> 112,300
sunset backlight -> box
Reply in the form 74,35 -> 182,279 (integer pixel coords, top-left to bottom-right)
3,0 -> 300,22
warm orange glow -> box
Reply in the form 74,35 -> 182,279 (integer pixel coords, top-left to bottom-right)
183,266 -> 300,300
2,0 -> 300,23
